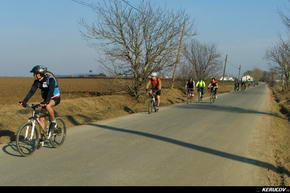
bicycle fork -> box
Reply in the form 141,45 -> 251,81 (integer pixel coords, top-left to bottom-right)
25,119 -> 36,141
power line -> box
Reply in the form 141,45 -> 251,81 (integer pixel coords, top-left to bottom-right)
72,0 -> 141,12
120,0 -> 141,12
71,0 -> 91,7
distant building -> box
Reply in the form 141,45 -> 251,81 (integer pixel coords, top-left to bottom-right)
241,75 -> 254,82
219,76 -> 235,81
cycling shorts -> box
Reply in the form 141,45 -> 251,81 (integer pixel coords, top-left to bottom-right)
150,88 -> 161,96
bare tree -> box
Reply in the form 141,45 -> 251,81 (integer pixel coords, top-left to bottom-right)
265,1 -> 290,91
170,19 -> 195,88
278,0 -> 290,31
79,0 -> 191,98
251,68 -> 263,81
244,68 -> 263,81
266,38 -> 290,91
183,40 -> 222,80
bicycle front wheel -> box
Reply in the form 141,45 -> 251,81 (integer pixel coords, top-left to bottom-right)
16,122 -> 39,157
210,94 -> 213,104
148,99 -> 153,114
49,117 -> 66,148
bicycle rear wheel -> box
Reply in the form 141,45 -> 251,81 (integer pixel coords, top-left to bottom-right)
16,122 -> 39,157
49,117 -> 66,148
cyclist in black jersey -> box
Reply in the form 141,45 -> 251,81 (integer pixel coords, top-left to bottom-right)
19,65 -> 61,134
185,78 -> 195,97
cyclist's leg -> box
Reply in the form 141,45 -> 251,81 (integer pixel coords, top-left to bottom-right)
39,107 -> 47,129
46,100 -> 56,122
156,90 -> 161,107
214,88 -> 218,98
187,88 -> 192,99
200,87 -> 204,98
46,97 -> 60,132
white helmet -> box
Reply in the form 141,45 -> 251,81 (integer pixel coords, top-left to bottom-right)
151,72 -> 158,77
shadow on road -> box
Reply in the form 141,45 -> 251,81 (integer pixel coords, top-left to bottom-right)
176,104 -> 285,120
89,123 -> 290,178
0,130 -> 16,142
2,142 -> 22,157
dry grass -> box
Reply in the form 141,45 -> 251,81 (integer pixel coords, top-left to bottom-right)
0,77 -> 234,144
0,77 -> 234,105
266,88 -> 290,185
271,84 -> 290,120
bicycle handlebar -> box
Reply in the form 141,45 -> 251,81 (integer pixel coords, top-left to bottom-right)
25,104 -> 41,109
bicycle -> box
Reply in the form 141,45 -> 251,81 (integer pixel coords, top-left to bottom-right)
186,88 -> 194,104
234,85 -> 239,93
147,91 -> 158,114
241,82 -> 246,91
197,88 -> 204,102
209,87 -> 218,104
16,104 -> 66,157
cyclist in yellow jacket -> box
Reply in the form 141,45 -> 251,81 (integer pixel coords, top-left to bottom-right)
196,78 -> 206,100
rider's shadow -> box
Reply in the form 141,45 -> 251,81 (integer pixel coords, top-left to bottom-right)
2,142 -> 23,157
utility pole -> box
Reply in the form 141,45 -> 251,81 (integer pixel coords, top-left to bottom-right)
238,64 -> 241,80
171,21 -> 186,89
222,54 -> 228,84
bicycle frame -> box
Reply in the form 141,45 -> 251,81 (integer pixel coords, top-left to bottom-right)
147,91 -> 158,114
25,105 -> 49,140
149,93 -> 157,105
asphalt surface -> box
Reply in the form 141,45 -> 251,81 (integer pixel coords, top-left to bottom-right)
0,84 -> 277,185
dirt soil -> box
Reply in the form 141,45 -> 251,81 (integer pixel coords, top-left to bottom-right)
265,86 -> 290,186
0,88 -> 185,144
272,85 -> 290,121
0,83 -> 234,144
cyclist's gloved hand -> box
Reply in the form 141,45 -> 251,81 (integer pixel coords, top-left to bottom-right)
19,101 -> 27,107
40,101 -> 47,107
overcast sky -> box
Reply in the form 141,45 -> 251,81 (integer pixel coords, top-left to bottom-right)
0,0 -> 288,77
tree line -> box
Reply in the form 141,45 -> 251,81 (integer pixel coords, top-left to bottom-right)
265,1 -> 290,91
75,0 -> 223,98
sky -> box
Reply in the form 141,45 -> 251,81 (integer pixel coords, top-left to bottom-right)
0,0 -> 289,77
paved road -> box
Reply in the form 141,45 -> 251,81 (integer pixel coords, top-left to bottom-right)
0,84 -> 278,185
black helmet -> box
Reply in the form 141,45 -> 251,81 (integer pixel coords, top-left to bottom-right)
30,65 -> 47,75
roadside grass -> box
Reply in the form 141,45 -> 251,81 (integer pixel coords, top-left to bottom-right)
0,77 -> 234,144
266,84 -> 290,185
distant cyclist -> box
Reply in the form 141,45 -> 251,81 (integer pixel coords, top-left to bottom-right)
196,78 -> 206,100
234,79 -> 240,92
185,78 -> 195,97
146,72 -> 162,109
208,77 -> 218,99
241,79 -> 246,91
19,65 -> 61,134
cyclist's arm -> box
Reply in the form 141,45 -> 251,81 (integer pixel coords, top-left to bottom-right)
146,81 -> 151,90
207,83 -> 212,88
44,78 -> 55,104
158,79 -> 162,90
22,80 -> 38,104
